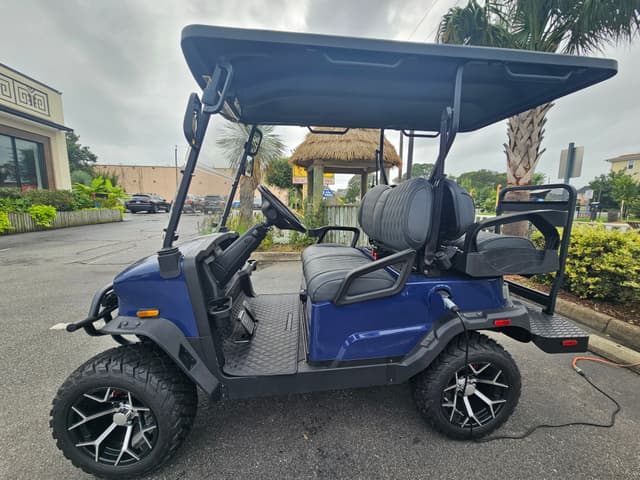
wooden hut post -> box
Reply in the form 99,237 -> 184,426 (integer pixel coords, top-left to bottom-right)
307,166 -> 314,203
360,172 -> 368,200
313,164 -> 324,205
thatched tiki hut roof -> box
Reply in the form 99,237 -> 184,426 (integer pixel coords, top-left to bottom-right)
290,128 -> 401,173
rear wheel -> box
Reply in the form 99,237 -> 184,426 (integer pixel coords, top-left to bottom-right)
51,343 -> 197,479
411,332 -> 520,440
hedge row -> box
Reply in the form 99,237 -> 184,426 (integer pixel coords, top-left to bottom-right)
533,225 -> 640,304
0,187 -> 93,212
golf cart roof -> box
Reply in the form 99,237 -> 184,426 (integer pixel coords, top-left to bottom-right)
181,25 -> 616,133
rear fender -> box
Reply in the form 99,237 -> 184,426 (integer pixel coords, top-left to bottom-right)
100,316 -> 220,397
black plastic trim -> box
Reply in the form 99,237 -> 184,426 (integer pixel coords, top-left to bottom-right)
100,316 -> 220,396
308,226 -> 360,247
333,248 -> 416,306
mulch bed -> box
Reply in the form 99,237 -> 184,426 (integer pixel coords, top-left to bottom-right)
507,275 -> 639,327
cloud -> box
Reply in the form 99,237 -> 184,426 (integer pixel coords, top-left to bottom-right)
1,0 -> 637,190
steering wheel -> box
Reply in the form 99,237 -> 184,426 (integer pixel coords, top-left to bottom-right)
257,185 -> 306,232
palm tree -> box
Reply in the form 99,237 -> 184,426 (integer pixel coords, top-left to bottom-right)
216,122 -> 285,226
438,0 -> 640,188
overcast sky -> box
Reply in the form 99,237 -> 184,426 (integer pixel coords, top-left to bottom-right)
1,0 -> 638,189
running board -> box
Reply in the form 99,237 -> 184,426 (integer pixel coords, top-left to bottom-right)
527,307 -> 589,353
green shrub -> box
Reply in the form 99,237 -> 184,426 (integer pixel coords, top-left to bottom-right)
534,225 -> 640,304
28,205 -> 57,228
72,190 -> 93,210
0,187 -> 23,199
0,211 -> 11,233
24,189 -> 75,211
0,196 -> 30,213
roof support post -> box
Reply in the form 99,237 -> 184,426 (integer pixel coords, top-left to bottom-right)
424,64 -> 465,273
161,63 -> 233,252
219,124 -> 259,231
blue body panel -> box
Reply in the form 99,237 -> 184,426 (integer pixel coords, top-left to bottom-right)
113,254 -> 199,337
308,273 -> 505,362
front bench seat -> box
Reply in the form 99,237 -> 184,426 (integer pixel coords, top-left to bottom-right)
302,178 -> 433,303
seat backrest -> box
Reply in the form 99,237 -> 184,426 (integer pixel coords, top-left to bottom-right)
358,177 -> 433,251
440,179 -> 476,240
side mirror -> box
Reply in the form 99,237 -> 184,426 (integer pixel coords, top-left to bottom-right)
182,93 -> 203,147
249,128 -> 263,156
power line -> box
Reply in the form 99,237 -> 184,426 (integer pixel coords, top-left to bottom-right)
407,0 -> 441,40
425,0 -> 463,42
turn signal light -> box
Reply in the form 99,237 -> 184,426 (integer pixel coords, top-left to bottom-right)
137,309 -> 160,318
493,319 -> 511,327
562,339 -> 578,347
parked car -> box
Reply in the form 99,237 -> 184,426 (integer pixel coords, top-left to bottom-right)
203,194 -> 225,214
125,193 -> 171,213
183,194 -> 204,213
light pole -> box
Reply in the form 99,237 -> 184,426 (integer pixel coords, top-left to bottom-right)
174,145 -> 179,188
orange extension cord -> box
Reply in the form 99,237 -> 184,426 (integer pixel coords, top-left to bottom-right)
475,354 -> 639,442
572,355 -> 640,372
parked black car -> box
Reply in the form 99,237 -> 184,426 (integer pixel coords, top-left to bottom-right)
183,194 -> 204,213
203,194 -> 225,214
125,193 -> 171,213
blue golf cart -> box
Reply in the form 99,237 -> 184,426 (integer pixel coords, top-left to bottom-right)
51,25 -> 617,478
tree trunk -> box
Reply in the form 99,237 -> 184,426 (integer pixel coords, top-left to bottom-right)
502,103 -> 553,236
239,175 -> 254,227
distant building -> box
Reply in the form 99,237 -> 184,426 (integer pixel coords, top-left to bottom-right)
94,164 -> 235,200
0,63 -> 72,190
606,153 -> 640,181
576,185 -> 594,206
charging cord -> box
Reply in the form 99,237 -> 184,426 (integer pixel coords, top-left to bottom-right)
438,291 -> 640,443
438,292 -> 474,438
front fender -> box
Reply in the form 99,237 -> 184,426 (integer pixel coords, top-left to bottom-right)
100,316 -> 220,397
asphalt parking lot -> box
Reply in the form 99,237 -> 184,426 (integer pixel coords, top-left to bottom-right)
1,213 -> 639,479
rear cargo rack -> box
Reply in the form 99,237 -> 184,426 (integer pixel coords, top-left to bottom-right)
498,184 -> 577,315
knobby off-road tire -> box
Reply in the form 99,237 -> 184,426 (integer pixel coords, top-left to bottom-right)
411,332 -> 521,440
51,343 -> 197,479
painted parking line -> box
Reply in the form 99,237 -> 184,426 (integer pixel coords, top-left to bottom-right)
50,323 -> 70,330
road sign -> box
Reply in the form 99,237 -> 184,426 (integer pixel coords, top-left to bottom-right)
292,166 -> 335,185
292,165 -> 307,184
558,144 -> 584,179
322,187 -> 334,199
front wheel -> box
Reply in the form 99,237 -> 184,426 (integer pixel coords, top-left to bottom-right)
411,332 -> 520,440
51,343 -> 197,479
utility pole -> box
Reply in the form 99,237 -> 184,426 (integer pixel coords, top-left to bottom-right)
174,145 -> 179,188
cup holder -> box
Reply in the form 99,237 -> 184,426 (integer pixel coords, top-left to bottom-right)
207,296 -> 233,338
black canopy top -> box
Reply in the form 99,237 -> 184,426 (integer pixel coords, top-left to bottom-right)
181,25 -> 617,132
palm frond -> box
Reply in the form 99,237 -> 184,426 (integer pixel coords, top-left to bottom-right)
216,121 -> 285,184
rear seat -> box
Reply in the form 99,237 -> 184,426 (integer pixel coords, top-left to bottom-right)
301,178 -> 433,303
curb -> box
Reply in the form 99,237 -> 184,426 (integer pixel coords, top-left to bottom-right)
554,297 -> 640,352
586,335 -> 640,374
252,251 -> 301,263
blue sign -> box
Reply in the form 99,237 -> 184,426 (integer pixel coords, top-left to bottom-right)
322,188 -> 334,199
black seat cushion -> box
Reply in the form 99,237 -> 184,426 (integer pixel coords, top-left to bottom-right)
448,231 -> 535,251
302,247 -> 394,303
301,243 -> 360,263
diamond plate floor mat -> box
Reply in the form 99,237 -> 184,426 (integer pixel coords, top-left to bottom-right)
222,294 -> 301,376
